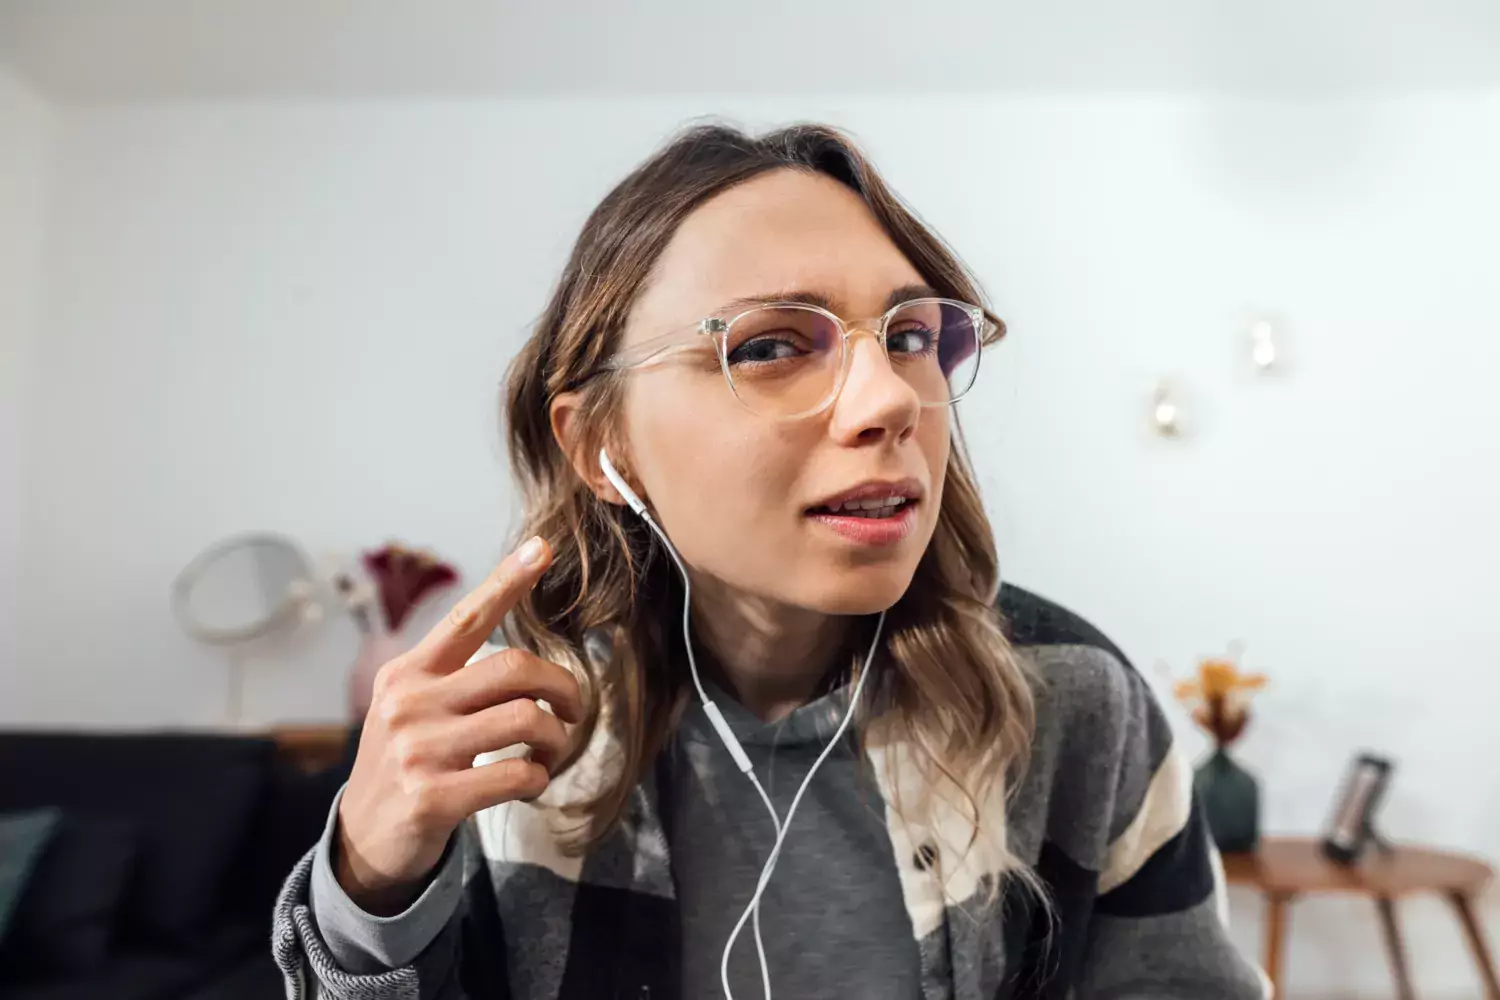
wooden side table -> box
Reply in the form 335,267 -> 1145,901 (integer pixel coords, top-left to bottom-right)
1223,837 -> 1498,1000
272,723 -> 355,773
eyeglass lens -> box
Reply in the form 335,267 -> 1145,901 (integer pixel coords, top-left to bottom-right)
716,300 -> 980,418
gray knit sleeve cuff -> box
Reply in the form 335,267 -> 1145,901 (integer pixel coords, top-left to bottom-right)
307,784 -> 466,975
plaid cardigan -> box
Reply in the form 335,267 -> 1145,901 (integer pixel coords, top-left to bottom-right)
272,586 -> 1266,999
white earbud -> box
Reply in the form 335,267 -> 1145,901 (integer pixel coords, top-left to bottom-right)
597,448 -> 649,517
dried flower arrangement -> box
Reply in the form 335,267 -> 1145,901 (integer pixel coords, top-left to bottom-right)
1173,651 -> 1268,748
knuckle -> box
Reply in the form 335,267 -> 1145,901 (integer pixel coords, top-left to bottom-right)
446,597 -> 482,637
495,758 -> 546,799
395,765 -> 428,800
517,761 -> 551,798
371,658 -> 405,699
388,730 -> 427,771
507,697 -> 545,731
376,688 -> 421,729
494,646 -> 530,677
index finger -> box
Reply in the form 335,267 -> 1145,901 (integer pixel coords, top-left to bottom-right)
412,536 -> 552,671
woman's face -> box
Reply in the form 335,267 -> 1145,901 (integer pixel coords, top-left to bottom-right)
608,168 -> 950,616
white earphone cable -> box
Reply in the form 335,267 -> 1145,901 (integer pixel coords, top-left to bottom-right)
747,779 -> 781,1000
600,450 -> 884,1000
717,611 -> 883,999
640,507 -> 779,1000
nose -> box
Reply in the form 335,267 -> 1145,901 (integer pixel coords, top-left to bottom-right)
827,330 -> 920,446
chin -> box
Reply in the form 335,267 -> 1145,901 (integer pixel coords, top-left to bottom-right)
798,565 -> 917,617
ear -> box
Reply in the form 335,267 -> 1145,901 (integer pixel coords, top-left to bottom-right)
550,391 -> 632,507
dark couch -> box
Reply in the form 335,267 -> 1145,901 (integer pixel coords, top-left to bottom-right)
0,730 -> 350,1000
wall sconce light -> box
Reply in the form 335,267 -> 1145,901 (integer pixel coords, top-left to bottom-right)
1152,380 -> 1183,437
1250,319 -> 1279,371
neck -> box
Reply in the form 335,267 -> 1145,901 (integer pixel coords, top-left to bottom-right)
689,575 -> 853,722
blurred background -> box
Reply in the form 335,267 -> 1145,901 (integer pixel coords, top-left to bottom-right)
1,2 -> 1497,998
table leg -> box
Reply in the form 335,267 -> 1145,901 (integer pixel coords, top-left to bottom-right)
1447,892 -> 1500,999
1265,893 -> 1291,1000
1376,896 -> 1417,1000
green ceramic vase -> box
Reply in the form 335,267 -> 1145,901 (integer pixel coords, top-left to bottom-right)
1194,748 -> 1260,852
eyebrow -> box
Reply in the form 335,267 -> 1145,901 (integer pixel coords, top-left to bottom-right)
717,283 -> 944,316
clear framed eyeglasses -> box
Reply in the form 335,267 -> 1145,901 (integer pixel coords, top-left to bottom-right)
601,297 -> 1000,420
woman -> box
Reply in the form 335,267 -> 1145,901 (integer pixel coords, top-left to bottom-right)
272,123 -> 1264,999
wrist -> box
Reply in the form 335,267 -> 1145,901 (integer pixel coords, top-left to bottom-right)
333,823 -> 431,917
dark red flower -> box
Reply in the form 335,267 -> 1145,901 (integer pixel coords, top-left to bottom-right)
362,543 -> 458,633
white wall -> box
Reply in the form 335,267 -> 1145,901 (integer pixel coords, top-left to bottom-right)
0,66 -> 52,683
6,93 -> 1499,995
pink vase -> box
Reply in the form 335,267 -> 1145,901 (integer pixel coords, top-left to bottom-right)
346,587 -> 457,724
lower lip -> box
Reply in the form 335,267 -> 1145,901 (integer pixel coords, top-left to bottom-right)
805,503 -> 918,546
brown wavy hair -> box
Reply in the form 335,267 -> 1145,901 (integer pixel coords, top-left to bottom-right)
500,123 -> 1035,877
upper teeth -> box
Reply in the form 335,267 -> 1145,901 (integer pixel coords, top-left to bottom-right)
828,496 -> 906,512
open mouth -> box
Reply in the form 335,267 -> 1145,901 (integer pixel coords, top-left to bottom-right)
806,496 -> 915,520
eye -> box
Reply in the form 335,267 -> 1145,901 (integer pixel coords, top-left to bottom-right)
727,334 -> 807,366
887,326 -> 937,357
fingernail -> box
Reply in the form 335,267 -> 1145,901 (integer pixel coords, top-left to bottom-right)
517,536 -> 546,567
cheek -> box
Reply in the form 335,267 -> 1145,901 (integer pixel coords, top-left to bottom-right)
624,379 -> 794,536
918,411 -> 952,489
644,436 -> 799,584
